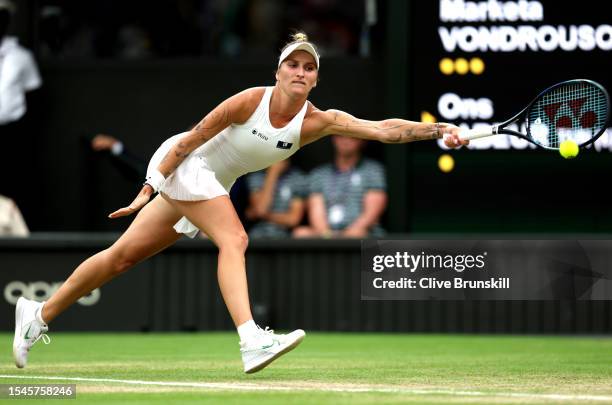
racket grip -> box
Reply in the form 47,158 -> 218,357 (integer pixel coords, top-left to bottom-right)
458,126 -> 496,141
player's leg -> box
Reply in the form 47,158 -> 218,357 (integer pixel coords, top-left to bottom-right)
164,195 -> 251,326
42,195 -> 183,322
165,194 -> 305,373
13,195 -> 182,368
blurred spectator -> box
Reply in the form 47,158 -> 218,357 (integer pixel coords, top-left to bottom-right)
241,0 -> 282,58
90,134 -> 147,183
294,136 -> 387,238
0,0 -> 42,228
0,0 -> 41,124
36,0 -> 370,59
117,23 -> 152,59
0,194 -> 29,236
245,159 -> 306,238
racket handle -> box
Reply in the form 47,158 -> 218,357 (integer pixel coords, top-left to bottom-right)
458,126 -> 497,141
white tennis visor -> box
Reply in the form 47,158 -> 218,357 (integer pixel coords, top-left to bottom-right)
278,42 -> 320,69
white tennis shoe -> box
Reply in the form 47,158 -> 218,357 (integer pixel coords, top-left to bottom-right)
240,326 -> 305,373
13,297 -> 50,368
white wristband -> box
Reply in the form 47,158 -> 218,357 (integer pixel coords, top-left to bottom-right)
145,170 -> 166,193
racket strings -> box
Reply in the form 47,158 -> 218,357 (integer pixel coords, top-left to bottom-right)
528,81 -> 608,148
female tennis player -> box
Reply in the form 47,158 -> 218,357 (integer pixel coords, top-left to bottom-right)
13,33 -> 467,373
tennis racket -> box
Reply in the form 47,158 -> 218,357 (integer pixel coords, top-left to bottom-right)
458,79 -> 610,150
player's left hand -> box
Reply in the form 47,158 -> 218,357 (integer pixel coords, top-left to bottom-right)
108,185 -> 153,218
439,123 -> 469,148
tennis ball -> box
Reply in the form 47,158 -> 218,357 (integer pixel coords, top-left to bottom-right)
559,140 -> 579,159
438,154 -> 455,173
421,111 -> 436,123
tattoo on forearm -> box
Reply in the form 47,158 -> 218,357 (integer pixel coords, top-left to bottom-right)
158,105 -> 233,176
194,106 -> 231,141
328,118 -> 440,143
159,149 -> 186,174
174,142 -> 190,158
392,124 -> 440,142
328,119 -> 378,131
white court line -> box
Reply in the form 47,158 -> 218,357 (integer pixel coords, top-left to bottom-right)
1,374 -> 612,402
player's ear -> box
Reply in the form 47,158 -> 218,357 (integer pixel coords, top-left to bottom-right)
275,69 -> 279,82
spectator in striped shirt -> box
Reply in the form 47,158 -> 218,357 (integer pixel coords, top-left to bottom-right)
294,136 -> 387,238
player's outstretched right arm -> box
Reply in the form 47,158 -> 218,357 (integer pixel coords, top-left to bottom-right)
301,109 -> 468,148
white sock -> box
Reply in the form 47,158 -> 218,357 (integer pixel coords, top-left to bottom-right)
36,302 -> 47,325
237,320 -> 258,341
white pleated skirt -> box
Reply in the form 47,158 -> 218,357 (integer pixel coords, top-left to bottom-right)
147,133 -> 230,238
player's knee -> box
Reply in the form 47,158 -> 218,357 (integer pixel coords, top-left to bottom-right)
112,257 -> 137,275
235,231 -> 249,252
107,250 -> 138,275
218,231 -> 249,253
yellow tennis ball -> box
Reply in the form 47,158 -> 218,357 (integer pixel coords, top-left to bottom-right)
421,110 -> 436,123
438,154 -> 455,173
559,140 -> 579,159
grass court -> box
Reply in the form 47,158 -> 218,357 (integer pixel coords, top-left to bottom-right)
1,332 -> 611,404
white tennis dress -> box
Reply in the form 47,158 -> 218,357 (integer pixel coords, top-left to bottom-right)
147,87 -> 306,237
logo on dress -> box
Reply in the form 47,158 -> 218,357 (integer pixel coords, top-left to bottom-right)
276,140 -> 293,149
251,128 -> 268,141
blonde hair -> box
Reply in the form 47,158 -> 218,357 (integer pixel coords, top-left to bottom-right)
292,32 -> 308,43
281,31 -> 318,54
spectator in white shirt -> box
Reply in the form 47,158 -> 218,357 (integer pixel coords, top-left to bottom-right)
0,0 -> 42,229
0,0 -> 42,124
